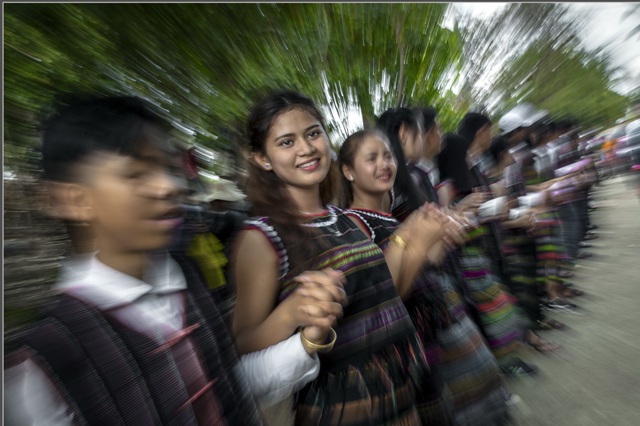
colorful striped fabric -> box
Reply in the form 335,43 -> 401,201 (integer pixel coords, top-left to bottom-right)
244,206 -> 428,425
437,274 -> 510,426
345,208 -> 512,425
344,208 -> 454,425
406,162 -> 510,425
457,244 -> 523,360
519,149 -> 571,285
498,165 -> 545,327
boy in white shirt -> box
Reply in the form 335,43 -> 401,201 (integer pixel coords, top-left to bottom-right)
4,96 -> 345,425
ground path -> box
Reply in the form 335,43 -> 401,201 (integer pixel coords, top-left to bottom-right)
508,174 -> 640,425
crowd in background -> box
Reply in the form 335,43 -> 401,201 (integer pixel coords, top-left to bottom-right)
4,90 -> 615,426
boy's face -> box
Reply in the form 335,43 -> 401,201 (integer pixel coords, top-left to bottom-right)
64,125 -> 186,255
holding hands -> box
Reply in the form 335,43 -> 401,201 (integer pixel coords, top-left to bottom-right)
286,269 -> 347,352
454,191 -> 490,214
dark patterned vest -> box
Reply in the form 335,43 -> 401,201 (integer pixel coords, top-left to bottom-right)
10,253 -> 263,426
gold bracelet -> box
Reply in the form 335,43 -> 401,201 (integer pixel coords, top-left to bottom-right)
300,327 -> 337,353
389,233 -> 408,250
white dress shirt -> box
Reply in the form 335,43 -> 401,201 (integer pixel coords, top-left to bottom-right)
417,158 -> 439,187
5,252 -> 319,425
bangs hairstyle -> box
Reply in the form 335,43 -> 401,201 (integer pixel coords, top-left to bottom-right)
489,135 -> 511,164
41,95 -> 171,182
337,129 -> 393,209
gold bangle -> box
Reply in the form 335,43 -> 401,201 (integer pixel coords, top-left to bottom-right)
389,233 -> 408,250
300,327 -> 337,353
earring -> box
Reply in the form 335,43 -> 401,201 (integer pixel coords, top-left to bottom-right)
349,176 -> 354,182
264,163 -> 271,170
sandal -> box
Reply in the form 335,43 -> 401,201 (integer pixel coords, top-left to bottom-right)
558,270 -> 575,279
561,287 -> 584,298
527,331 -> 561,353
536,317 -> 566,331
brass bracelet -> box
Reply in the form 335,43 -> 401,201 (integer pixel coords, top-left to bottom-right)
389,233 -> 408,250
300,327 -> 337,353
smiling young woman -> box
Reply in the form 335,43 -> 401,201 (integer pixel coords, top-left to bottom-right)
231,90 -> 433,425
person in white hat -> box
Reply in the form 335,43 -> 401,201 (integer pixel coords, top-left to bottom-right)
499,106 -> 585,313
194,175 -> 248,212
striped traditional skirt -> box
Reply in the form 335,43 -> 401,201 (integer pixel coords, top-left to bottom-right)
457,245 -> 523,360
502,231 -> 541,327
532,210 -> 569,285
294,339 -> 428,426
437,275 -> 510,426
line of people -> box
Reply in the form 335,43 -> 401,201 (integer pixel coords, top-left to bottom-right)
4,91 -> 598,425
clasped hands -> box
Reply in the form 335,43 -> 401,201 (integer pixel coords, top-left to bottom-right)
397,202 -> 474,265
287,268 -> 347,348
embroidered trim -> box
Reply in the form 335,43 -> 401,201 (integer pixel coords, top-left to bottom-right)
301,206 -> 338,228
344,210 -> 376,240
244,218 -> 290,279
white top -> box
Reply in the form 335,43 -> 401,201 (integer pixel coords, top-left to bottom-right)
417,158 -> 439,187
5,252 -> 319,425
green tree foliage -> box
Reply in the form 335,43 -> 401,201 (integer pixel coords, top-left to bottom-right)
492,36 -> 628,127
3,3 -> 634,160
4,3 -> 466,158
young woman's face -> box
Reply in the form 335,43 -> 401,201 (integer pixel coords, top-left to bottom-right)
500,151 -> 516,169
476,124 -> 493,153
257,108 -> 332,194
347,135 -> 397,195
423,122 -> 442,159
402,125 -> 424,165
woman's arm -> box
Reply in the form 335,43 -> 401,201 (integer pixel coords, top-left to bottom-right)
232,229 -> 309,355
384,207 -> 447,299
232,229 -> 344,355
346,212 -> 436,300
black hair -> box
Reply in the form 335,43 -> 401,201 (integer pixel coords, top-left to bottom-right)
376,107 -> 427,215
412,106 -> 438,135
41,95 -> 171,182
245,89 -> 338,273
337,128 -> 392,209
489,135 -> 511,165
247,89 -> 328,154
438,132 -> 474,196
457,112 -> 491,145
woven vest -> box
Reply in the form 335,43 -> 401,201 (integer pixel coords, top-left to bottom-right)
13,253 -> 262,426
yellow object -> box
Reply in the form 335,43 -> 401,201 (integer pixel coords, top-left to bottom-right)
300,327 -> 337,353
187,232 -> 228,289
389,233 -> 408,250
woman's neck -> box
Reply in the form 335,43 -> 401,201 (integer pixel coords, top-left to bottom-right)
467,144 -> 483,163
288,186 -> 325,214
350,190 -> 386,213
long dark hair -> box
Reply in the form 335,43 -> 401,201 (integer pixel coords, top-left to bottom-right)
489,135 -> 511,165
438,133 -> 474,197
376,108 -> 427,217
457,112 -> 491,146
245,89 -> 339,271
337,129 -> 392,209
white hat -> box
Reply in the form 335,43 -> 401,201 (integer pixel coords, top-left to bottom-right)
499,103 -> 548,134
522,109 -> 549,128
499,111 -> 524,135
194,177 -> 246,203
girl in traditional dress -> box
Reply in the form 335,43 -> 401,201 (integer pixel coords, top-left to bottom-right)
231,90 -> 447,425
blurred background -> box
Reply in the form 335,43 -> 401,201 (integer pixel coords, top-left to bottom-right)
4,3 -> 640,336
